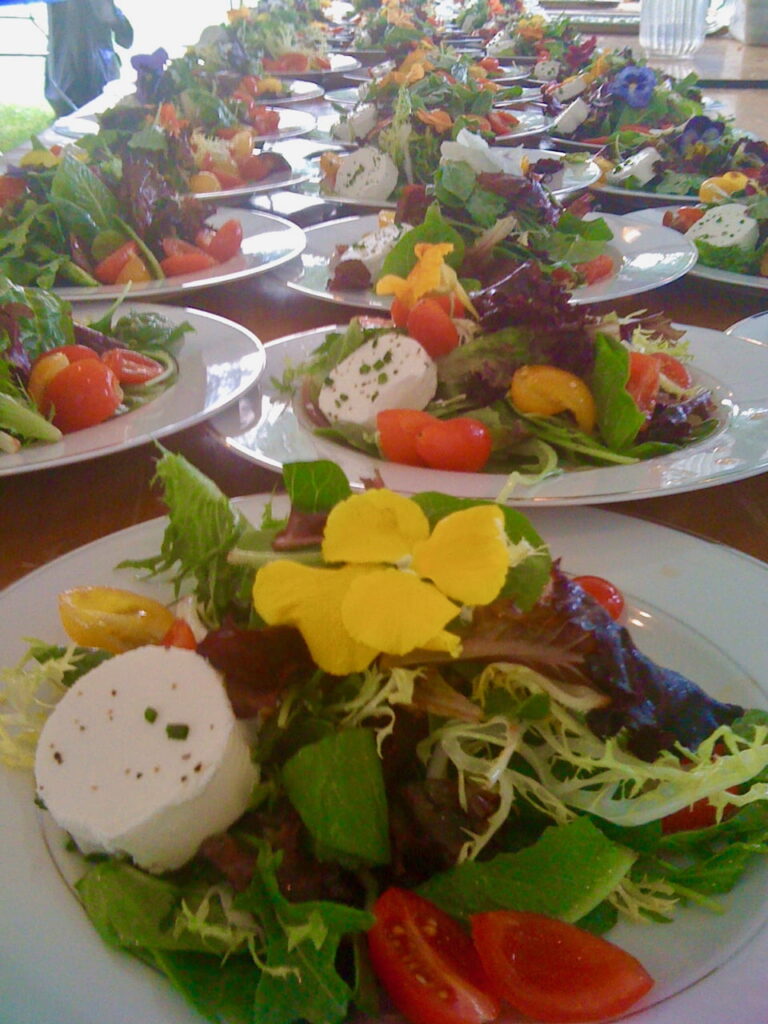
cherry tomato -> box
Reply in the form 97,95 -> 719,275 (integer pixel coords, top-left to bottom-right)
59,586 -> 176,653
661,206 -> 705,233
28,352 -> 71,409
471,910 -> 654,1023
162,237 -> 205,258
406,298 -> 460,358
416,417 -> 492,472
377,408 -> 436,466
160,251 -> 218,277
116,251 -> 151,284
479,56 -> 501,74
661,799 -> 728,834
368,888 -> 501,1024
101,349 -> 165,386
161,618 -> 198,650
574,252 -> 614,285
34,344 -> 100,364
509,365 -> 596,434
626,351 -> 661,420
390,296 -> 411,328
655,352 -> 693,390
487,110 -> 520,136
572,575 -> 625,620
195,219 -> 244,263
42,359 -> 123,433
93,240 -> 139,285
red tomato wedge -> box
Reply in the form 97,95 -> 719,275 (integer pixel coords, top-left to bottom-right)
572,575 -> 625,620
471,910 -> 654,1023
161,618 -> 198,650
655,352 -> 693,390
93,240 -> 139,285
160,251 -> 217,277
194,219 -> 244,263
101,349 -> 165,386
574,252 -> 614,285
368,888 -> 500,1024
626,351 -> 661,419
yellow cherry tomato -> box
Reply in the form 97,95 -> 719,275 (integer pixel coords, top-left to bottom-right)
509,365 -> 597,434
698,171 -> 749,204
115,252 -> 151,284
229,129 -> 255,162
58,586 -> 176,653
27,351 -> 70,409
189,170 -> 222,193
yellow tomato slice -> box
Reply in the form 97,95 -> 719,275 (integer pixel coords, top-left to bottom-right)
58,586 -> 175,653
509,365 -> 597,434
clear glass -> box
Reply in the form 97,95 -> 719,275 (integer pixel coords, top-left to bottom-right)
639,0 -> 710,57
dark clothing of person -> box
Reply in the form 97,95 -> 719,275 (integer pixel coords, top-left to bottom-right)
45,0 -> 133,115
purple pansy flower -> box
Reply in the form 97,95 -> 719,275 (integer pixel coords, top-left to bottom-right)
130,47 -> 169,75
610,65 -> 657,109
675,115 -> 726,152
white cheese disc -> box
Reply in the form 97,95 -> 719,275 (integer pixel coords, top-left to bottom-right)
552,97 -> 590,136
35,646 -> 257,873
333,147 -> 399,201
318,330 -> 437,430
336,222 -> 412,278
554,74 -> 588,102
605,147 -> 662,187
685,203 -> 759,251
331,103 -> 378,142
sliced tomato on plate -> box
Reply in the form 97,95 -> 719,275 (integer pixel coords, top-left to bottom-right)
101,349 -> 165,386
368,888 -> 500,1024
626,350 -> 661,420
471,910 -> 653,1023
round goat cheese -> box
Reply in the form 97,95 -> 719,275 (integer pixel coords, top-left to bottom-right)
605,147 -> 662,187
552,97 -> 590,136
35,646 -> 257,873
332,103 -> 378,142
336,222 -> 412,278
333,147 -> 399,202
685,203 -> 759,251
318,331 -> 437,430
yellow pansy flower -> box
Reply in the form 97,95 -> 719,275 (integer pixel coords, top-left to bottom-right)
376,242 -> 477,317
252,489 -> 511,675
20,148 -> 61,169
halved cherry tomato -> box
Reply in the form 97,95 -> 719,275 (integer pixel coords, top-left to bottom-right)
28,352 -> 71,409
194,218 -> 244,263
116,251 -> 151,284
377,408 -> 436,466
101,349 -> 165,386
406,298 -> 460,358
160,251 -> 217,277
93,240 -> 139,285
42,359 -> 123,433
572,574 -> 625,620
161,618 -> 198,650
162,237 -> 207,258
661,206 -> 706,233
416,417 -> 492,472
509,365 -> 596,434
35,344 -> 100,364
479,56 -> 501,74
390,296 -> 411,328
655,352 -> 693,390
626,351 -> 661,420
368,888 -> 500,1024
574,252 -> 614,285
488,110 -> 520,136
471,910 -> 654,1023
59,586 -> 176,653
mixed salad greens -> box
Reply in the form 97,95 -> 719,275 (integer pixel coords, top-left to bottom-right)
291,255 -> 717,477
0,277 -> 187,450
4,453 -> 768,1024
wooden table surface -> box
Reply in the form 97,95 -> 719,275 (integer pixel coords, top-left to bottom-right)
2,76 -> 768,591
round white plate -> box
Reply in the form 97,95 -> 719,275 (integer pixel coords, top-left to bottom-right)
728,311 -> 768,342
311,147 -> 602,208
279,211 -> 697,309
631,206 -> 768,295
212,322 -> 768,505
251,107 -> 317,143
0,304 -> 265,477
52,209 -> 306,302
270,53 -> 362,78
2,501 -> 768,1024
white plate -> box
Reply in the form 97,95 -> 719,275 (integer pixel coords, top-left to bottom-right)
311,147 -> 602,208
52,209 -> 306,302
2,501 -> 768,1024
271,53 -> 362,78
212,322 -> 768,505
279,211 -> 697,309
727,311 -> 768,342
0,304 -> 265,477
631,206 -> 768,295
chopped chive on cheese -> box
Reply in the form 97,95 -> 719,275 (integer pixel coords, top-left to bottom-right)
144,706 -> 158,723
166,722 -> 189,740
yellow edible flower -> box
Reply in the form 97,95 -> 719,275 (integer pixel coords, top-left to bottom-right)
376,242 -> 477,316
252,489 -> 511,675
20,148 -> 61,169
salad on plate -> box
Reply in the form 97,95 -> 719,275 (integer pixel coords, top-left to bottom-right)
5,452 -> 768,1024
0,277 -> 186,453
